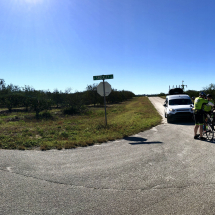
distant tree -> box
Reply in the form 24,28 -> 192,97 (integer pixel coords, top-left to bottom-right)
0,84 -> 23,112
52,89 -> 63,108
184,90 -> 199,99
62,91 -> 87,115
107,89 -> 119,103
21,85 -> 35,111
29,90 -> 52,118
64,88 -> 72,94
158,92 -> 166,97
0,79 -> 5,91
203,83 -> 215,98
106,89 -> 135,104
85,84 -> 99,106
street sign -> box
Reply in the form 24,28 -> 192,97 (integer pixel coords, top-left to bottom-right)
93,74 -> 114,126
93,74 -> 113,80
97,82 -> 111,96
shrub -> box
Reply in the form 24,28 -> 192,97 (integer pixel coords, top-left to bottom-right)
23,140 -> 38,148
56,143 -> 62,150
85,140 -> 94,146
40,144 -> 51,151
64,142 -> 76,149
40,111 -> 53,119
18,145 -> 25,150
60,132 -> 69,138
63,105 -> 88,115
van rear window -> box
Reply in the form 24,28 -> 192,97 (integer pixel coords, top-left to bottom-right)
169,99 -> 192,105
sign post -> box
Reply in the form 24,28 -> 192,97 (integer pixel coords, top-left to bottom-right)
103,79 -> 107,126
93,74 -> 113,126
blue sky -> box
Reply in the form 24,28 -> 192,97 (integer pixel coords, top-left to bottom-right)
0,0 -> 215,95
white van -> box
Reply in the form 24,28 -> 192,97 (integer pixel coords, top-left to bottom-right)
163,94 -> 194,123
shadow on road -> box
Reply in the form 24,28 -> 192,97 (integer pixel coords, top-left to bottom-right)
123,137 -> 163,145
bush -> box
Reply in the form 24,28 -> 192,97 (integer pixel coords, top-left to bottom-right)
63,105 -> 88,115
60,132 -> 69,138
18,145 -> 25,150
40,111 -> 53,119
64,142 -> 76,149
158,92 -> 166,96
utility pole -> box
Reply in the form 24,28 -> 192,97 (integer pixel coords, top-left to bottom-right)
181,80 -> 187,90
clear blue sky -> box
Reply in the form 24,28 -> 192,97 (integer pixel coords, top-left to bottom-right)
0,0 -> 215,95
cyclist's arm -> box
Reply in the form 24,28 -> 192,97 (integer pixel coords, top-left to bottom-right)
208,101 -> 214,106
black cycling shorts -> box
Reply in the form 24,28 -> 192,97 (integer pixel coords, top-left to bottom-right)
194,111 -> 204,125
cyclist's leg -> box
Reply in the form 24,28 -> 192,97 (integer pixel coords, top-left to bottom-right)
199,112 -> 204,138
203,113 -> 207,131
194,112 -> 200,138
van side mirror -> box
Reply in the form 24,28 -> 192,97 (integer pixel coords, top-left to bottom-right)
163,104 -> 166,107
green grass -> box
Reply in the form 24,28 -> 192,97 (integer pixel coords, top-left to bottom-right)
0,97 -> 162,150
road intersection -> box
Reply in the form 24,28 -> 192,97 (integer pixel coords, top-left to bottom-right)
1,97 -> 215,214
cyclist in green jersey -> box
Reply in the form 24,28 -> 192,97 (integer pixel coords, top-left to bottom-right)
194,92 -> 213,140
203,94 -> 214,131
203,94 -> 214,112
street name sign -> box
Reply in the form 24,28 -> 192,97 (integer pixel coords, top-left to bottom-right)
93,74 -> 113,80
93,74 -> 114,126
97,82 -> 111,97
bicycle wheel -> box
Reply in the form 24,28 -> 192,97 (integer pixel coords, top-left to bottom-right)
205,123 -> 214,141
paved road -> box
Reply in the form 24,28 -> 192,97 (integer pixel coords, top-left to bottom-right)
148,97 -> 167,123
1,97 -> 215,215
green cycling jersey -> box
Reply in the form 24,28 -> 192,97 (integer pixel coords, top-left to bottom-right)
194,97 -> 208,110
203,99 -> 214,112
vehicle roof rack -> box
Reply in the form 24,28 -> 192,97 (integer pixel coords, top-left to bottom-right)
168,88 -> 184,95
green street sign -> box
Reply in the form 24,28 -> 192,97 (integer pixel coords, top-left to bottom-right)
93,74 -> 114,80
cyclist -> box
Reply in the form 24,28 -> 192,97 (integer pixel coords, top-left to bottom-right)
203,94 -> 214,130
191,97 -> 195,104
194,92 -> 214,140
204,94 -> 214,113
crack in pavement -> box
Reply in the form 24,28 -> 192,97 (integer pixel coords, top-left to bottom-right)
1,167 -> 214,193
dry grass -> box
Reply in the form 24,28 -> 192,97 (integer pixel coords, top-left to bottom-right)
0,97 -> 161,150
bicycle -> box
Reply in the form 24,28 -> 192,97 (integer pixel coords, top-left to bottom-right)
203,111 -> 214,141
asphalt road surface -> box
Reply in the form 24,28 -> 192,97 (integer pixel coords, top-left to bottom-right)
1,97 -> 215,215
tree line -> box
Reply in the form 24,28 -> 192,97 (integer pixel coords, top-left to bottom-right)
185,83 -> 215,99
0,80 -> 135,118
158,83 -> 215,99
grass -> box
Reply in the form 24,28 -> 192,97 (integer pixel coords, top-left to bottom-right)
0,97 -> 162,150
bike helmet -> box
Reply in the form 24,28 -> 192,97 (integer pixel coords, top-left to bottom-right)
199,92 -> 206,97
207,94 -> 212,98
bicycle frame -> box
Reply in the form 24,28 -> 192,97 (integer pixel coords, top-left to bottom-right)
203,112 -> 214,141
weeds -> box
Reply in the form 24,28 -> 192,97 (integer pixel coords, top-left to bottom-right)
60,132 -> 69,139
0,97 -> 161,150
64,141 -> 76,149
18,145 -> 25,150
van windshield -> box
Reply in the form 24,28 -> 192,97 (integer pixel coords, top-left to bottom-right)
169,99 -> 192,105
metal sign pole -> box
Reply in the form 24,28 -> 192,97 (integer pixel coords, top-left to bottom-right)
93,74 -> 113,127
103,79 -> 107,126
